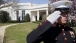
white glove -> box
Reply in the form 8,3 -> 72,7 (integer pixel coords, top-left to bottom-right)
46,11 -> 61,24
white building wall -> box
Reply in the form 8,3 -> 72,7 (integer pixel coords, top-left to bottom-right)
30,8 -> 48,11
25,10 -> 30,16
31,4 -> 48,9
0,6 -> 17,20
7,7 -> 12,20
0,2 -> 48,22
13,11 -> 17,20
18,5 -> 30,9
19,10 -> 22,20
31,11 -> 37,21
9,7 -> 18,20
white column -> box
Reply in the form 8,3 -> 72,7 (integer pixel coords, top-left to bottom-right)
13,11 -> 16,20
12,9 -> 15,20
46,10 -> 48,17
19,10 -> 22,20
10,8 -> 13,20
37,10 -> 39,21
29,11 -> 32,22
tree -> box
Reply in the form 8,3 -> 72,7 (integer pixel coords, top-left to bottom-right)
24,13 -> 30,22
0,0 -> 19,9
0,11 -> 9,23
0,0 -> 4,5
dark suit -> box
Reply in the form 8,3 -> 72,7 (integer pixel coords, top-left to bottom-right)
26,20 -> 76,43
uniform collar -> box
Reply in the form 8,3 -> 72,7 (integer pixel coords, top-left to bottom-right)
56,23 -> 66,28
52,23 -> 67,28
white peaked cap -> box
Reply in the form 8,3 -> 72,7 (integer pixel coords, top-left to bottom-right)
50,1 -> 73,10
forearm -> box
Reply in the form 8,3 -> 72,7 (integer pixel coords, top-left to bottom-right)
26,20 -> 52,43
26,11 -> 61,43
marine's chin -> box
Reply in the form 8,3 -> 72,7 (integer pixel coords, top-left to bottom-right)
61,21 -> 67,25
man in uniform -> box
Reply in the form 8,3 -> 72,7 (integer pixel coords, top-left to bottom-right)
26,1 -> 76,43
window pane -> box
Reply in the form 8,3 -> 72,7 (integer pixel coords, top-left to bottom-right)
22,10 -> 25,20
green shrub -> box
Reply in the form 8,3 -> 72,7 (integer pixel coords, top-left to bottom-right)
24,13 -> 30,22
66,21 -> 76,27
73,21 -> 76,27
0,11 -> 9,23
66,22 -> 71,26
42,14 -> 46,21
7,20 -> 18,23
8,20 -> 26,23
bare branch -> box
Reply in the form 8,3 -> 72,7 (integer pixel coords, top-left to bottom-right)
0,0 -> 19,9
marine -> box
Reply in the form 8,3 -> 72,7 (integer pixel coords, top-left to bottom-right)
26,1 -> 76,43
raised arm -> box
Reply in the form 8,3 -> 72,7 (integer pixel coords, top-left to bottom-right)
26,11 -> 61,43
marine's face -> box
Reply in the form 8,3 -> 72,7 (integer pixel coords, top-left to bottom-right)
57,12 -> 68,25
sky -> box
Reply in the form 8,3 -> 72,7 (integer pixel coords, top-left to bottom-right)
19,0 -> 49,4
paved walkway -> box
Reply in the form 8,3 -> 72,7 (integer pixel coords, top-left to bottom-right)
0,24 -> 18,43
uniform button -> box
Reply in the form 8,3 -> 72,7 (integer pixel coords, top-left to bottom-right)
74,40 -> 75,42
55,38 -> 57,40
59,25 -> 61,27
65,38 -> 67,40
62,29 -> 64,31
71,35 -> 75,38
63,33 -> 65,35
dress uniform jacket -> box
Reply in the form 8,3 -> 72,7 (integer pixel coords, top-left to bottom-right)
26,20 -> 76,43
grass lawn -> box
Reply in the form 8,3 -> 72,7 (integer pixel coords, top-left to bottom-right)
4,22 -> 76,43
0,23 -> 13,27
4,22 -> 39,43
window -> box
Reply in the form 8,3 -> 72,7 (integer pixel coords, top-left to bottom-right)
22,10 -> 25,20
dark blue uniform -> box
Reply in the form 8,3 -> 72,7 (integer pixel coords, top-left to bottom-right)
26,20 -> 76,43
